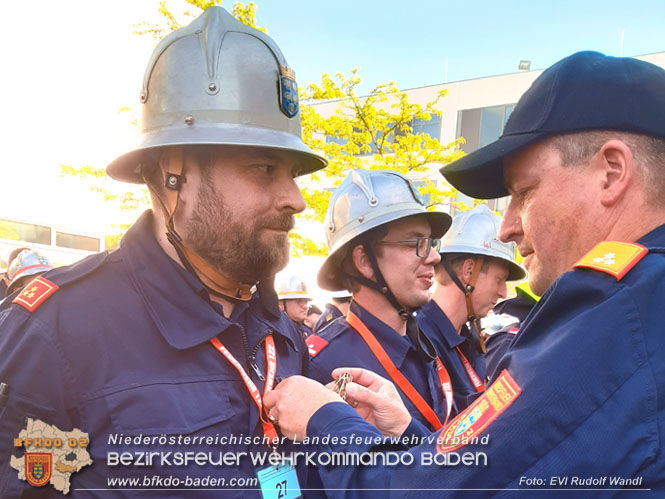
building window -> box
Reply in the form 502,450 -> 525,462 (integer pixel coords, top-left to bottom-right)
55,232 -> 100,252
457,104 -> 515,154
0,219 -> 51,246
409,116 -> 441,139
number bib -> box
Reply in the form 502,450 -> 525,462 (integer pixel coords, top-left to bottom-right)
256,459 -> 301,499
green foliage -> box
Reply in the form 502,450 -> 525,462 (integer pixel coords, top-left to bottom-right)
297,69 -> 466,250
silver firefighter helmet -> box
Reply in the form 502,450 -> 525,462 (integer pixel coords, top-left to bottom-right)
276,274 -> 312,301
107,6 -> 326,183
439,204 -> 526,281
6,249 -> 53,294
318,169 -> 452,291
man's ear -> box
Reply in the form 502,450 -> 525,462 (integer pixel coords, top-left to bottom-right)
594,139 -> 634,207
461,258 -> 475,283
351,244 -> 374,280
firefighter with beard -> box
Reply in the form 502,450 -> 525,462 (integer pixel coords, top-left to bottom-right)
0,7 -> 327,497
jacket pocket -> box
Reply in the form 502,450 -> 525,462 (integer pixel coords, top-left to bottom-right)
105,379 -> 235,435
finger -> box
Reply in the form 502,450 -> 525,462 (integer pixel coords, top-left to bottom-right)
344,382 -> 386,406
331,367 -> 390,387
263,390 -> 278,410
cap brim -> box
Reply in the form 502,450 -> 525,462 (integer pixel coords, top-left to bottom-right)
440,131 -> 546,199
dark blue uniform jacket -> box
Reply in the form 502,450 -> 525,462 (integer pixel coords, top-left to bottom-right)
312,304 -> 343,333
0,211 -> 315,498
417,301 -> 486,412
305,223 -> 665,497
307,301 -> 449,432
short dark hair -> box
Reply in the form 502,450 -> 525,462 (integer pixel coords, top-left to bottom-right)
435,253 -> 492,285
307,304 -> 322,316
336,223 -> 391,293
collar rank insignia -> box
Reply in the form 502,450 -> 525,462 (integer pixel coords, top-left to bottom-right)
12,276 -> 59,313
278,65 -> 299,118
306,335 -> 328,357
574,241 -> 647,281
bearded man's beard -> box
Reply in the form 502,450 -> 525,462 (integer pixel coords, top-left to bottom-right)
186,180 -> 293,283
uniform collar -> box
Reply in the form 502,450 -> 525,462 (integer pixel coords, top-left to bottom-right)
349,301 -> 418,367
417,300 -> 466,350
121,211 -> 287,350
326,303 -> 342,315
637,222 -> 665,251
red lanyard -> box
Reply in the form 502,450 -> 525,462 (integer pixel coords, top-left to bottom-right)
347,311 -> 453,430
209,335 -> 278,443
456,346 -> 485,392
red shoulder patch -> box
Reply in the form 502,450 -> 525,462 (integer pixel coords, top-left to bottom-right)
306,335 -> 329,357
437,369 -> 521,453
12,276 -> 59,313
507,327 -> 519,335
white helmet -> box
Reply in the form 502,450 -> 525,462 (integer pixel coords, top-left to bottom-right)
439,204 -> 525,281
330,290 -> 352,299
276,274 -> 312,300
106,7 -> 326,183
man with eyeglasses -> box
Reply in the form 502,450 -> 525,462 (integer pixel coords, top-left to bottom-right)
416,205 -> 525,411
305,169 -> 457,431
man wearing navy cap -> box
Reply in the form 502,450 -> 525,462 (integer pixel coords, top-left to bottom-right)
265,51 -> 665,495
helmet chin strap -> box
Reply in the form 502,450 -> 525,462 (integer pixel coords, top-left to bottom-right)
347,238 -> 411,320
347,239 -> 435,363
145,146 -> 256,301
441,255 -> 486,354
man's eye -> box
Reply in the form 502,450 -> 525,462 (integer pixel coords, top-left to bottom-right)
257,165 -> 276,174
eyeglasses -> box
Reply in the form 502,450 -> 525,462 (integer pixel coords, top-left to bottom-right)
375,237 -> 441,258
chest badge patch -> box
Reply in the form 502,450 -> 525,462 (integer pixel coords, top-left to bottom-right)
574,241 -> 647,280
437,370 -> 521,453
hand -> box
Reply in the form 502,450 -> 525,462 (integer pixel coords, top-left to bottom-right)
329,367 -> 411,437
264,376 -> 343,441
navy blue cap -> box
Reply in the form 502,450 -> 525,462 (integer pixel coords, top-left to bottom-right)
440,51 -> 665,199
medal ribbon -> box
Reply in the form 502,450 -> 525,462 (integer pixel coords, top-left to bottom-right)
456,346 -> 485,392
347,311 -> 453,429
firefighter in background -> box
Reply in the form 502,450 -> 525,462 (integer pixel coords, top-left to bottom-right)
312,289 -> 352,333
4,249 -> 54,298
416,204 -> 525,410
483,281 -> 540,377
277,273 -> 314,337
304,303 -> 322,330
